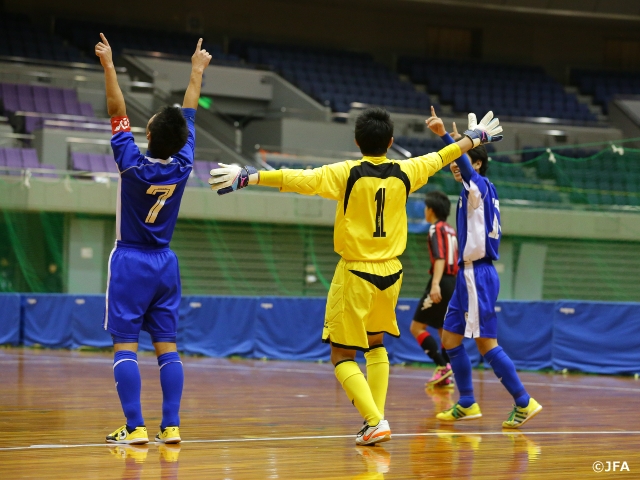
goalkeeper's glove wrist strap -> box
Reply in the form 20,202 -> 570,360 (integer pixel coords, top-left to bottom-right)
463,132 -> 482,148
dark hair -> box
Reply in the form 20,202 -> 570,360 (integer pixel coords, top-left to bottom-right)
468,145 -> 489,176
424,190 -> 451,221
148,106 -> 189,160
354,108 -> 393,156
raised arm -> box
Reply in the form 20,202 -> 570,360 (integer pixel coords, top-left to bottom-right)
95,34 -> 126,118
183,39 -> 212,109
401,108 -> 502,190
426,107 -> 501,184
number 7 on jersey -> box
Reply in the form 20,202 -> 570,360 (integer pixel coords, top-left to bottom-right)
145,184 -> 176,224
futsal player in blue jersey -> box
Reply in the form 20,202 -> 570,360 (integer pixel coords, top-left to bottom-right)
426,109 -> 542,428
95,33 -> 212,444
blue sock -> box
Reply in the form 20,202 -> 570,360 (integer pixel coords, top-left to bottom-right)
113,351 -> 144,429
158,352 -> 184,430
447,344 -> 475,408
484,346 -> 530,408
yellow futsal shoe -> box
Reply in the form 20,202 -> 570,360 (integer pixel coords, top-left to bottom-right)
155,426 -> 181,444
158,443 -> 181,463
106,425 -> 149,445
108,444 -> 149,463
436,402 -> 482,421
502,398 -> 543,429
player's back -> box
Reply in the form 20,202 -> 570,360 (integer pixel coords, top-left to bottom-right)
456,171 -> 501,264
110,109 -> 195,247
428,220 -> 459,275
334,157 -> 412,261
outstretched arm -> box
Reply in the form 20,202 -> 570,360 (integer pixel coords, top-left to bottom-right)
95,33 -> 126,118
208,162 -> 349,200
183,39 -> 212,109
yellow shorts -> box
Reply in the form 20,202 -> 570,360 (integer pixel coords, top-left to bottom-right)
322,257 -> 403,351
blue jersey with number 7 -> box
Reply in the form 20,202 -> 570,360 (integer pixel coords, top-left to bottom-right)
110,108 -> 195,247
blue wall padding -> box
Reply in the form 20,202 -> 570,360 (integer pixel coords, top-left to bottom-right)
5,294 -> 640,375
182,296 -> 257,358
496,301 -> 555,371
389,298 -> 481,367
552,301 -> 640,374
71,295 -> 111,348
0,294 -> 20,345
254,297 -> 330,361
23,294 -> 74,348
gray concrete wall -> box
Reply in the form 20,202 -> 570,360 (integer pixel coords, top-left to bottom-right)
513,243 -> 548,301
134,58 -> 273,101
67,216 -> 106,294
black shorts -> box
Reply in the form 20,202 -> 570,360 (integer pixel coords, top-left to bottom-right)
412,274 -> 456,329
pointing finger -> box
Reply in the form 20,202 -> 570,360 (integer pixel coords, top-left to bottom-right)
431,105 -> 436,117
196,38 -> 203,52
452,122 -> 458,135
100,33 -> 109,46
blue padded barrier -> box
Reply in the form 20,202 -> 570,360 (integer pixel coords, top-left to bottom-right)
0,294 -> 21,345
495,301 -> 555,371
23,294 -> 74,348
254,297 -> 330,361
389,299 -> 481,366
181,296 -> 257,358
552,301 -> 640,375
71,295 -> 111,349
7,294 -> 640,375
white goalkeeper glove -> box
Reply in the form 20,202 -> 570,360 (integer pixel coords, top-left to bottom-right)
208,163 -> 257,195
464,111 -> 503,147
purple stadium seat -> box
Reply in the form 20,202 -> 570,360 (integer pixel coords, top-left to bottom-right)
61,89 -> 77,102
79,102 -> 94,117
0,149 -> 6,168
0,84 -> 19,112
63,101 -> 81,116
88,153 -> 107,172
20,149 -> 39,168
193,161 -> 210,183
71,152 -> 91,171
32,87 -> 51,114
4,148 -> 22,175
102,154 -> 119,174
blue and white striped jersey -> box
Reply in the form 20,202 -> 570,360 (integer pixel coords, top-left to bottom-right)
456,170 -> 501,264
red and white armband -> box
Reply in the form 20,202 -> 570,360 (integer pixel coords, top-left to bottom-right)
111,116 -> 131,135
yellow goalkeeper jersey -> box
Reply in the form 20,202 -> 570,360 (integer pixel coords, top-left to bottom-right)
259,143 -> 461,261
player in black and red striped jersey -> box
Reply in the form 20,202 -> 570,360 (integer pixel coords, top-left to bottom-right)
410,190 -> 459,387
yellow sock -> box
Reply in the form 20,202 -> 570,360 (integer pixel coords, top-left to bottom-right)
335,360 -> 382,426
365,346 -> 389,418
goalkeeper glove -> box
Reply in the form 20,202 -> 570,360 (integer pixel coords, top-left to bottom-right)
208,163 -> 257,195
464,111 -> 503,147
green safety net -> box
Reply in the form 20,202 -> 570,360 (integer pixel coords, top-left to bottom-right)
423,142 -> 640,208
0,211 -> 65,293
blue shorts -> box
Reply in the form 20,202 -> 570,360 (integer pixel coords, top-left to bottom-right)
103,243 -> 181,343
443,259 -> 499,339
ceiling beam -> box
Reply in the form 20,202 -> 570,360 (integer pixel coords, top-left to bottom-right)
401,0 -> 640,23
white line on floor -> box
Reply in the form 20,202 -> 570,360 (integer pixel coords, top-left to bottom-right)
1,430 -> 639,452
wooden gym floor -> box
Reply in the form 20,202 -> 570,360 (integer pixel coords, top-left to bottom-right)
1,348 -> 639,479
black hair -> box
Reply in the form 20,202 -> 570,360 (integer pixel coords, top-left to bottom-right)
424,190 -> 451,222
354,107 -> 394,156
468,145 -> 489,176
148,106 -> 189,160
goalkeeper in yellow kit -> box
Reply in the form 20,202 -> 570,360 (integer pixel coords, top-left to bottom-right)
209,107 -> 503,445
